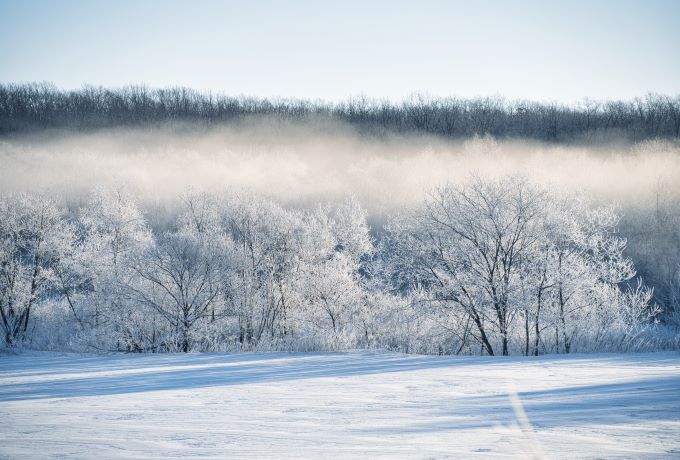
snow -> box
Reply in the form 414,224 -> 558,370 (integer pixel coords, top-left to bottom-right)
1,351 -> 679,459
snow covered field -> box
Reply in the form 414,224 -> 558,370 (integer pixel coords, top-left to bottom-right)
1,351 -> 679,459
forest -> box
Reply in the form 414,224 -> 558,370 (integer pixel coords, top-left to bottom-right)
0,181 -> 677,355
1,85 -> 679,355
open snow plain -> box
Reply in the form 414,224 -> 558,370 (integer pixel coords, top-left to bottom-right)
1,351 -> 679,459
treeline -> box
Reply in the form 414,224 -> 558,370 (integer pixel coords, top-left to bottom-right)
1,178 -> 675,355
1,83 -> 679,141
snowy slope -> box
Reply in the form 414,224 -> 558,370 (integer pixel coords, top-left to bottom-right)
1,351 -> 679,459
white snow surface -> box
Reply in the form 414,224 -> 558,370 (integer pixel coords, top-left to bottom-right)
1,350 -> 679,459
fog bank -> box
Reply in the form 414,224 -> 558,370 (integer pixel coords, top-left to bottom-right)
1,121 -> 679,214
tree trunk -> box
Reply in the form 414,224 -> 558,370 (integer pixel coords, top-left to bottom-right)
471,312 -> 494,356
533,289 -> 543,356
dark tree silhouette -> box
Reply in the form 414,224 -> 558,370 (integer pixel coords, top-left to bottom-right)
1,83 -> 679,142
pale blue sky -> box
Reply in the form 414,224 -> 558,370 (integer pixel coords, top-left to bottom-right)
1,0 -> 678,102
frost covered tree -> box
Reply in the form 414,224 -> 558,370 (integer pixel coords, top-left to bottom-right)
534,197 -> 652,353
123,230 -> 228,352
383,177 -> 657,356
384,177 -> 545,355
109,191 -> 233,352
57,188 -> 153,350
220,194 -> 302,348
0,194 -> 72,346
295,198 -> 374,347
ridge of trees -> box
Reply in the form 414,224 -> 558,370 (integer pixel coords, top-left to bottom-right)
2,83 -> 679,141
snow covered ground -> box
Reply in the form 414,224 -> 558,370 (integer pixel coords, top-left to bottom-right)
1,351 -> 679,459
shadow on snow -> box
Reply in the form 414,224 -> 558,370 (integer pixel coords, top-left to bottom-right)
1,350 -> 679,432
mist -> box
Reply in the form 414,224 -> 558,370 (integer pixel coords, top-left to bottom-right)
1,120 -> 679,218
